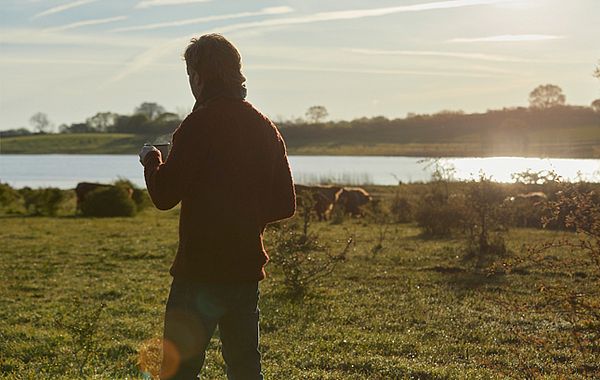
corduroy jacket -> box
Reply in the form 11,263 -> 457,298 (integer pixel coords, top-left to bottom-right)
143,97 -> 296,281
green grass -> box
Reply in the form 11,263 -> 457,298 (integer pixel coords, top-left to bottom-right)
1,190 -> 598,379
0,133 -> 149,154
2,128 -> 600,157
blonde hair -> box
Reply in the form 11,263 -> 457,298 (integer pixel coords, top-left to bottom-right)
184,34 -> 246,88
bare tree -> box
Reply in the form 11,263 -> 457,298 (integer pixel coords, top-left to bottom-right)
29,112 -> 52,133
594,60 -> 600,79
134,102 -> 165,121
305,105 -> 329,124
528,84 -> 566,109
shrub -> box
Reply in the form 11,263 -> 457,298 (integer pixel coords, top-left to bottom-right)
463,176 -> 510,263
506,198 -> 546,228
269,221 -> 352,296
18,187 -> 65,216
80,186 -> 136,217
390,193 -> 412,223
0,182 -> 23,214
52,301 -> 107,377
113,179 -> 150,211
415,191 -> 467,237
493,182 -> 600,368
363,197 -> 391,257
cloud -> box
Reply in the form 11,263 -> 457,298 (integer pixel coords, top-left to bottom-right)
103,37 -> 184,86
345,48 -> 533,63
450,34 -> 565,42
245,64 -> 506,78
32,0 -> 98,20
217,0 -> 520,31
45,16 -> 127,32
113,6 -> 293,32
198,0 -> 523,38
135,0 -> 212,8
109,0 -> 520,83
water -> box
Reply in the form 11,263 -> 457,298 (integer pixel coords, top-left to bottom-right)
0,154 -> 599,189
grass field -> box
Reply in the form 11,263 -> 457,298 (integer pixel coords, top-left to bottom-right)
1,187 -> 598,379
0,133 -> 148,154
2,129 -> 600,157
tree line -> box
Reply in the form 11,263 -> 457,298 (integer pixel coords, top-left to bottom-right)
2,102 -> 182,138
2,83 -> 599,139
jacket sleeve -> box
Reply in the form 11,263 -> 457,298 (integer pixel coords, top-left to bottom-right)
143,123 -> 190,210
263,132 -> 296,225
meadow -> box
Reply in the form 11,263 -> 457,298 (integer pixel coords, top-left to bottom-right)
3,130 -> 599,158
0,133 -> 148,155
1,184 -> 598,379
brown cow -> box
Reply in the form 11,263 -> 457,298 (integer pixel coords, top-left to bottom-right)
294,184 -> 343,221
505,191 -> 548,228
75,182 -> 133,211
337,187 -> 371,217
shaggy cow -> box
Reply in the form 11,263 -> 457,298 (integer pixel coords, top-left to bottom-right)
505,191 -> 548,228
75,182 -> 133,211
338,187 -> 371,217
294,184 -> 343,221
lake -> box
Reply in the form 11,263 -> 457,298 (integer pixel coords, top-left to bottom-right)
1,154 -> 599,189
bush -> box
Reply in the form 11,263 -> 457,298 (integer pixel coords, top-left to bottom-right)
390,193 -> 412,223
269,221 -> 352,296
80,186 -> 137,217
18,187 -> 65,216
113,179 -> 150,211
506,199 -> 545,228
0,183 -> 24,214
415,191 -> 467,237
494,182 -> 600,366
463,176 -> 510,262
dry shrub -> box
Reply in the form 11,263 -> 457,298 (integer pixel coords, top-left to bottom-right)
53,301 -> 107,377
542,183 -> 600,274
270,222 -> 352,296
390,192 -> 412,223
463,175 -> 510,263
492,183 -> 600,376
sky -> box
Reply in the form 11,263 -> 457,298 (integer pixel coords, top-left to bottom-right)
0,0 -> 599,130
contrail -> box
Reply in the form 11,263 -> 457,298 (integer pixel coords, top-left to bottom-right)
345,48 -> 533,63
108,0 -> 521,84
136,0 -> 212,9
32,0 -> 98,20
245,64 -> 507,78
45,16 -> 127,32
113,6 -> 293,32
450,34 -> 565,42
183,0 -> 522,36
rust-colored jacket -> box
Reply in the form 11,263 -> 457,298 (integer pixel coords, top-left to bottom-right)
143,98 -> 296,281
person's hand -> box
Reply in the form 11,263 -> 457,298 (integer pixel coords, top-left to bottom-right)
139,145 -> 160,165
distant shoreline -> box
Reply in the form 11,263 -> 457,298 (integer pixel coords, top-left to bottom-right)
1,132 -> 599,159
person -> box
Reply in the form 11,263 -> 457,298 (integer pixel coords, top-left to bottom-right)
138,33 -> 296,380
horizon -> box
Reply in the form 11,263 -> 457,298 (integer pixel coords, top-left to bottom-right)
1,0 -> 599,131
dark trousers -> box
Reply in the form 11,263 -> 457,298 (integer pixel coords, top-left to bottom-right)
160,278 -> 263,380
